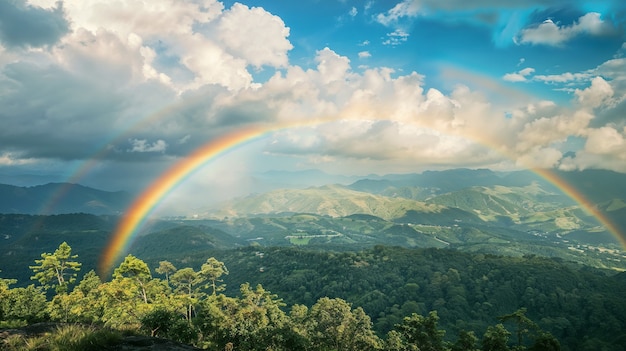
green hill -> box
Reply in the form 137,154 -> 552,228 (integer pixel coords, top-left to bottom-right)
206,184 -> 444,220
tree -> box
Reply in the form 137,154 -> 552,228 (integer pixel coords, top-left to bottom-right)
482,324 -> 510,351
155,260 -> 177,285
113,255 -> 152,303
396,311 -> 448,351
498,308 -> 538,349
0,274 -> 17,322
529,332 -> 560,351
3,285 -> 48,323
30,242 -> 82,293
199,257 -> 228,295
170,267 -> 204,322
452,330 -> 479,351
306,297 -> 381,351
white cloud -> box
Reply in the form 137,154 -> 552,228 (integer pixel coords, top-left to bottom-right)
316,47 -> 351,84
575,76 -> 613,109
585,126 -> 625,156
349,7 -> 358,17
3,0 -> 626,185
518,13 -> 612,46
516,147 -> 563,169
516,111 -> 593,153
533,72 -> 591,84
216,3 -> 292,69
376,0 -> 420,26
502,67 -> 535,82
383,29 -> 409,45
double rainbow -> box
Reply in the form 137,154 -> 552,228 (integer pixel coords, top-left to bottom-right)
97,124 -> 625,277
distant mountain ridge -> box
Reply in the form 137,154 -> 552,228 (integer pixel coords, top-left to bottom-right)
0,183 -> 132,215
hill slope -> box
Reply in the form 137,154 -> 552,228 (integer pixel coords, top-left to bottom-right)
0,183 -> 131,215
206,184 -> 449,220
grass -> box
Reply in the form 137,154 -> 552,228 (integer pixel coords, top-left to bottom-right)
1,324 -> 123,351
289,236 -> 312,245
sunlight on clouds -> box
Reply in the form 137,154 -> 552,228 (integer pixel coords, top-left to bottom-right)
376,0 -> 420,26
585,126 -> 626,156
502,67 -> 535,82
216,3 -> 292,69
516,111 -> 593,153
575,77 -> 614,108
3,0 -> 626,185
518,13 -> 612,46
516,147 -> 563,169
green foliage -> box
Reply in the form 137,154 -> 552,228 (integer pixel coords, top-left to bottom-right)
140,308 -> 196,343
497,308 -> 538,348
395,311 -> 448,351
2,284 -> 47,323
29,241 -> 82,293
199,257 -> 228,295
1,245 -> 620,350
452,330 -> 479,351
304,297 -> 381,351
481,324 -> 510,351
214,246 -> 624,350
155,260 -> 177,284
528,332 -> 560,351
113,254 -> 152,303
1,324 -> 123,351
170,267 -> 203,321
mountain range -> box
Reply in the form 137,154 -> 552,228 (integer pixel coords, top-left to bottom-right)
1,168 -> 625,277
0,183 -> 131,215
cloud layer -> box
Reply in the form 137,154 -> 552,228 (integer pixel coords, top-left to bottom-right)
0,0 -> 625,197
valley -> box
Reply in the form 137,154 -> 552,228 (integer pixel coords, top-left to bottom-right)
1,168 -> 626,350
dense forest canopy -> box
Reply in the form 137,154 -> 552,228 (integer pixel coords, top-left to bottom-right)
2,242 -> 626,350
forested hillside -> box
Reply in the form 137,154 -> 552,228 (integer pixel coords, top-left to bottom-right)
2,243 -> 625,350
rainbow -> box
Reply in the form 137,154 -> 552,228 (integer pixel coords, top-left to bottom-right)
534,168 -> 625,248
98,125 -> 269,276
98,124 -> 626,277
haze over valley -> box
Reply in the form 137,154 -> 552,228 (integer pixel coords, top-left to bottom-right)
2,0 -> 626,350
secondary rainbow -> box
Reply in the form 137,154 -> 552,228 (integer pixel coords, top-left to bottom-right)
98,125 -> 269,277
98,125 -> 626,277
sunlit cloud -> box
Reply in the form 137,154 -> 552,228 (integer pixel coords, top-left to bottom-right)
375,0 -> 420,26
517,13 -> 613,46
1,0 -> 626,191
503,67 -> 535,82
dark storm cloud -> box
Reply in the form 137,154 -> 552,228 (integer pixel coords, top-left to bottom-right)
0,0 -> 69,48
0,61 -> 127,160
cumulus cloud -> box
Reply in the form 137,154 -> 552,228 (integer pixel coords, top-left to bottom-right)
575,76 -> 614,109
376,0 -> 420,26
503,67 -> 535,82
0,0 -> 69,48
585,126 -> 626,156
2,0 -> 626,189
216,3 -> 292,69
517,13 -> 612,46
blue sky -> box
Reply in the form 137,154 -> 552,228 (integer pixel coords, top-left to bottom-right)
0,0 -> 625,209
